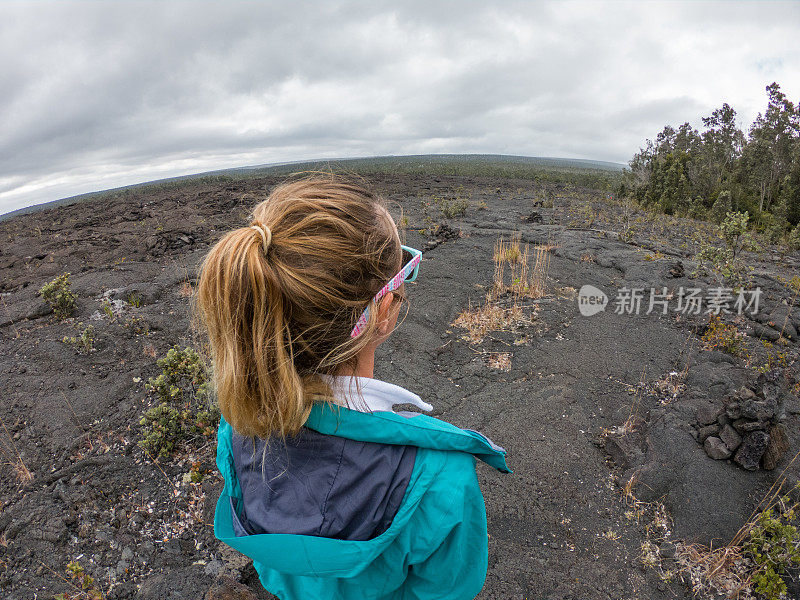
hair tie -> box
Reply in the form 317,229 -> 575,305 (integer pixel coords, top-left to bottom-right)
250,223 -> 272,251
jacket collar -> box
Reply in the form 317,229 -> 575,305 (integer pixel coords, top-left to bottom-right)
318,374 -> 433,414
304,401 -> 511,474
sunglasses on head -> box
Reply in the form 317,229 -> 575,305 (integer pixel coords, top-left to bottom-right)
350,245 -> 421,338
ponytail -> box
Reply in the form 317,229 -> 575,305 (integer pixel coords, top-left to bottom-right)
194,175 -> 402,438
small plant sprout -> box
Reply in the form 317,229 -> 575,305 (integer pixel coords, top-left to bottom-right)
123,314 -> 150,336
178,280 -> 194,298
38,273 -> 77,319
183,461 -> 204,484
127,292 -> 142,307
100,298 -> 116,321
756,341 -> 788,374
53,560 -> 103,600
61,323 -> 96,354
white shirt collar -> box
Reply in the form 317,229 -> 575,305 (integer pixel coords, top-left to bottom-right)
318,374 -> 433,414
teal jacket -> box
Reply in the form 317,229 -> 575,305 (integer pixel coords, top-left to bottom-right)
214,402 -> 511,600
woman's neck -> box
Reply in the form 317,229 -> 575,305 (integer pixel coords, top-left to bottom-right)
339,344 -> 377,379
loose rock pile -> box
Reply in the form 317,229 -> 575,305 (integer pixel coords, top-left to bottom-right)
423,222 -> 461,251
694,373 -> 790,471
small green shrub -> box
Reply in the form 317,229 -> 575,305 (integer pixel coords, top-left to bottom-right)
536,188 -> 554,208
701,315 -> 749,359
720,211 -> 749,259
146,346 -> 212,406
757,341 -> 788,374
694,241 -> 732,265
139,404 -> 182,459
692,211 -> 757,284
39,273 -> 77,319
788,224 -> 800,251
139,346 -> 218,459
123,314 -> 149,336
139,405 -> 219,460
789,276 -> 800,294
743,500 -> 800,600
693,239 -> 750,284
54,560 -> 102,599
435,196 -> 468,219
61,324 -> 96,354
100,298 -> 116,321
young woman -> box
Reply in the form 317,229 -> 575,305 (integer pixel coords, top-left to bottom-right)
195,175 -> 510,599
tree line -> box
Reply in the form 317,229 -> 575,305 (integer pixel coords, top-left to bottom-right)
617,82 -> 800,247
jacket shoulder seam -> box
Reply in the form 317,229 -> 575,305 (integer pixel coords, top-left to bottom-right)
317,436 -> 345,537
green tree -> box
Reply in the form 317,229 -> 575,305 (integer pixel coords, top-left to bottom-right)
697,103 -> 745,200
738,82 -> 799,216
620,82 -> 799,237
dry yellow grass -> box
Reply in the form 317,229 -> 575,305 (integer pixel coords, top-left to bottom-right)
528,245 -> 551,299
452,294 -> 527,344
453,233 -> 551,344
486,352 -> 512,371
12,460 -> 33,485
492,233 -> 551,300
178,280 -> 195,298
0,413 -> 33,485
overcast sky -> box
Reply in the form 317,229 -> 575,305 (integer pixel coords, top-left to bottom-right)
1,1 -> 798,216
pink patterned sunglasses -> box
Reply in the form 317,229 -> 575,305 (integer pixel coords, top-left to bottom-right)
350,245 -> 422,338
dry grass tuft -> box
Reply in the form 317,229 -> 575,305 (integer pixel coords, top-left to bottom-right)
0,413 -> 33,485
492,234 -> 551,300
528,245 -> 551,299
674,542 -> 752,598
178,280 -> 194,298
453,233 -> 552,344
452,295 -> 529,344
613,366 -> 647,437
486,352 -> 512,371
12,459 -> 34,484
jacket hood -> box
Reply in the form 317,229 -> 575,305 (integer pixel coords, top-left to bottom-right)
214,402 -> 510,577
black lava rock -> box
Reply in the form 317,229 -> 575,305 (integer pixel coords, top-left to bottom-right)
734,431 -> 770,471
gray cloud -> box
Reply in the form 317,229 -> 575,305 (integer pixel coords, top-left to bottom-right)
1,0 -> 798,214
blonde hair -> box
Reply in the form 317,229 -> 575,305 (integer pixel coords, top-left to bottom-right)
193,175 -> 403,438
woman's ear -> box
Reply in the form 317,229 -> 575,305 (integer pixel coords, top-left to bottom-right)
376,292 -> 395,335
